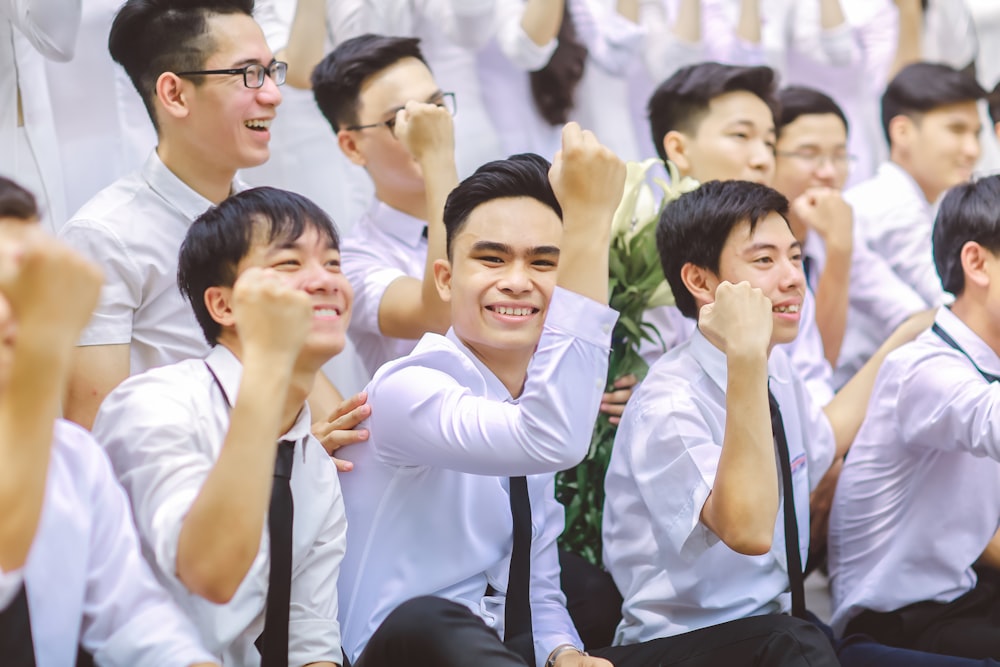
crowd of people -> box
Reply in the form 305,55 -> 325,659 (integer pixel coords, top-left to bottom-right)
5,0 -> 1000,666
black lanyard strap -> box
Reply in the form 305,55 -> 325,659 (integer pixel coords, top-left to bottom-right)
931,323 -> 1000,383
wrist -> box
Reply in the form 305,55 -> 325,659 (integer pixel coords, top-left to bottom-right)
547,644 -> 587,667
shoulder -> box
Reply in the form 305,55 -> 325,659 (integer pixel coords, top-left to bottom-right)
96,359 -> 211,428
60,170 -> 149,237
370,333 -> 486,398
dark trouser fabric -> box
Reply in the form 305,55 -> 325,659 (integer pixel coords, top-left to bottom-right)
843,573 -> 1000,661
352,596 -> 528,667
590,614 -> 840,667
559,548 -> 623,650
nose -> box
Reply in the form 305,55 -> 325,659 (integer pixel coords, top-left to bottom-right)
257,72 -> 283,107
964,131 -> 981,162
814,156 -> 838,183
301,261 -> 337,294
750,141 -> 776,178
497,261 -> 533,295
780,255 -> 806,292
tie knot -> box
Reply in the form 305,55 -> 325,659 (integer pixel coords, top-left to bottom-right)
275,440 -> 295,480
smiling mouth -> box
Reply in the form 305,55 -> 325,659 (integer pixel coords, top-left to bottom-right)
245,119 -> 272,131
773,304 -> 800,314
487,305 -> 539,316
314,307 -> 341,318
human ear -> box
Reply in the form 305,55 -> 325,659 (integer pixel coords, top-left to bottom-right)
433,258 -> 453,302
204,286 -> 235,329
155,72 -> 190,121
338,130 -> 366,167
680,262 -> 719,309
663,131 -> 691,174
960,241 -> 991,290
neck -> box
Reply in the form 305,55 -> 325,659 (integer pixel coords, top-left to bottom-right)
949,296 -> 1000,358
280,367 -> 316,435
373,182 -> 428,221
889,155 -> 938,205
157,139 -> 235,205
466,342 -> 531,399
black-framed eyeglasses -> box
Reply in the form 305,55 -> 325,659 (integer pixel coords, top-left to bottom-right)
175,60 -> 287,89
345,92 -> 457,136
775,149 -> 856,170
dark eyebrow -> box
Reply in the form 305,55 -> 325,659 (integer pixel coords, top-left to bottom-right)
530,245 -> 561,256
471,241 -> 513,254
743,240 -> 801,254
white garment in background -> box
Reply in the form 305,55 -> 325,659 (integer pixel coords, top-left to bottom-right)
93,345 -> 347,666
0,0 -> 80,232
604,330 -> 835,644
0,420 -> 215,667
338,287 -> 615,664
829,307 -> 1000,635
44,0 -> 154,218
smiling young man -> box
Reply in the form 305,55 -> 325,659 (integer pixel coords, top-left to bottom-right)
840,62 -> 985,379
58,0 -> 291,430
91,187 -> 354,665
603,179 -> 987,667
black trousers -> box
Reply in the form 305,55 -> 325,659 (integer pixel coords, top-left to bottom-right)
844,572 -> 1000,660
559,549 -> 623,650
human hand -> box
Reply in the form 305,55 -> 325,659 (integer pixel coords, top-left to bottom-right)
886,307 -> 936,349
698,281 -> 773,358
0,226 -> 102,353
311,390 -> 370,471
600,373 -> 637,425
232,267 -> 313,366
548,122 -> 626,234
555,651 -> 614,667
394,99 -> 455,166
791,188 -> 853,252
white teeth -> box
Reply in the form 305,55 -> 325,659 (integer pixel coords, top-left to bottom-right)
495,306 -> 533,316
315,308 -> 339,317
773,304 -> 800,314
245,119 -> 271,129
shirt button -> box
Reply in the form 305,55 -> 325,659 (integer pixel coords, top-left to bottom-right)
601,323 -> 611,334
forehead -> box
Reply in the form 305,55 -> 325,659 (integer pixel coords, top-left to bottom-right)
455,197 -> 562,249
778,113 -> 847,147
921,101 -> 982,126
357,57 -> 439,118
201,12 -> 272,67
722,211 -> 795,254
696,90 -> 775,135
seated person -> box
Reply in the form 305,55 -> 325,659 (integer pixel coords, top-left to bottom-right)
92,188 -> 357,665
0,177 -> 216,667
644,61 -> 834,406
839,61 -> 985,382
829,174 -> 1000,660
603,178 -> 985,667
337,125 -> 838,667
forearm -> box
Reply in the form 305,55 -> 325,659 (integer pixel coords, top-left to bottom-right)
282,0 -> 329,89
813,243 -> 851,366
819,0 -> 846,30
673,0 -> 700,42
419,150 -> 458,329
556,222 -> 611,304
736,0 -> 761,44
520,0 -> 564,46
617,0 -> 640,23
703,351 -> 777,554
890,0 -> 922,76
177,357 -> 294,603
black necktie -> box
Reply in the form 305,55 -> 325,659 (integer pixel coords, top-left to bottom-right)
0,583 -> 35,666
505,476 -> 535,665
257,440 -> 296,667
768,389 -> 806,619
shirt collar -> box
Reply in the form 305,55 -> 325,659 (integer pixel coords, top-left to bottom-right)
140,150 -> 225,223
932,306 -> 1000,378
688,326 -> 792,394
369,199 -> 428,249
445,328 -> 513,402
204,345 -> 313,442
880,161 -> 934,210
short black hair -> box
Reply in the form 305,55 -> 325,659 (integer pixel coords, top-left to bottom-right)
312,34 -> 427,133
0,177 -> 38,220
932,175 -> 1000,296
988,80 -> 1000,128
657,179 -> 790,318
442,153 -> 561,260
108,0 -> 255,130
647,62 -> 779,162
777,86 -> 849,136
177,187 -> 340,344
881,62 -> 986,145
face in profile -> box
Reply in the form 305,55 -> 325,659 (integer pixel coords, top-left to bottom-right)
712,212 -> 805,346
435,196 -> 562,372
896,101 -> 981,201
669,91 -> 776,185
235,223 -> 354,365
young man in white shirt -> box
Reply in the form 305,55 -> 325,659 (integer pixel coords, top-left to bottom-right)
645,61 -> 835,405
93,187 -> 353,666
603,178 -> 992,667
828,175 -> 1000,660
773,85 -> 928,391
0,177 -> 218,667
336,125 -> 836,667
839,62 -> 985,379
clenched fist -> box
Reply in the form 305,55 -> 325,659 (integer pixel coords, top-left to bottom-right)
698,281 -> 774,358
549,122 -> 626,232
232,267 -> 313,365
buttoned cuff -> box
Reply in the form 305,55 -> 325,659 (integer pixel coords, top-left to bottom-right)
544,287 -> 619,349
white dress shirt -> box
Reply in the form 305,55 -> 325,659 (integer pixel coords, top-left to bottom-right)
0,420 -> 215,667
603,328 -> 835,644
93,345 -> 346,666
828,307 -> 1000,635
1,0 -> 79,232
337,287 -> 617,666
341,200 -> 427,378
58,151 -> 235,375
